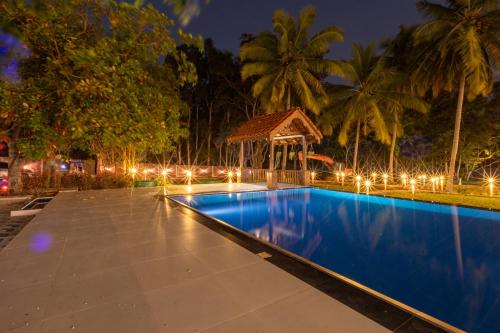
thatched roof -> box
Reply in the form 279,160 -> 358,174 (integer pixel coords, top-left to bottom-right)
226,108 -> 323,145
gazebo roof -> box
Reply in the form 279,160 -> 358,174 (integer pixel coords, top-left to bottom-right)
226,108 -> 323,145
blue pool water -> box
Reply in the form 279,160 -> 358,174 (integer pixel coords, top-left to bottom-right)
172,188 -> 500,332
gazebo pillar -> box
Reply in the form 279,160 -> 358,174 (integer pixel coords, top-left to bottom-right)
267,138 -> 278,189
238,141 -> 243,183
301,135 -> 310,186
281,144 -> 288,170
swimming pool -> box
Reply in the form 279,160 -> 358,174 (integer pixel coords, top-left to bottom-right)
172,188 -> 500,333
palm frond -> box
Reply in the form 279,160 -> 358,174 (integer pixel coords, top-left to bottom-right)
295,6 -> 316,45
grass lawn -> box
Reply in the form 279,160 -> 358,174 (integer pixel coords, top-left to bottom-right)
314,181 -> 500,211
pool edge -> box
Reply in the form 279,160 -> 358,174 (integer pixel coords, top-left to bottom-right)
166,194 -> 466,333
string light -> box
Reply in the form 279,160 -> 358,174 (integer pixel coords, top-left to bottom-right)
365,180 -> 371,195
410,178 -> 416,195
401,173 -> 408,188
383,173 -> 388,191
488,177 -> 495,197
355,175 -> 362,194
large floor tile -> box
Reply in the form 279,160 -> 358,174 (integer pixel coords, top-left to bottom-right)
55,247 -> 129,280
189,244 -> 262,273
251,287 -> 389,333
213,261 -> 308,311
46,266 -> 142,318
124,238 -> 189,263
40,294 -> 160,333
145,276 -> 246,333
132,253 -> 212,292
0,282 -> 52,332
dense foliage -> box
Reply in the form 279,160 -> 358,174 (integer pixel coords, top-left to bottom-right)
0,0 -> 200,189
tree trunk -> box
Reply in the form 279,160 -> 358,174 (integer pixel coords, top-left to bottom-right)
177,142 -> 182,164
447,73 -> 466,192
195,107 -> 199,164
7,130 -> 22,193
352,119 -> 361,174
218,145 -> 222,165
207,105 -> 212,165
388,123 -> 397,181
187,108 -> 191,166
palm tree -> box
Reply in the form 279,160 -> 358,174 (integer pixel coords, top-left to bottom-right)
240,6 -> 346,114
412,0 -> 499,192
383,26 -> 430,180
321,43 -> 428,175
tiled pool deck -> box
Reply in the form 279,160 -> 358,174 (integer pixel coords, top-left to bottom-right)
0,184 -> 403,332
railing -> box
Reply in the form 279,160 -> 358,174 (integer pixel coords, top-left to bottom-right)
242,169 -> 267,182
277,170 -> 303,185
243,168 -> 309,186
99,164 -> 309,186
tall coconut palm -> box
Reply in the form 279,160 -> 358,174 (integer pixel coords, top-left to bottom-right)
412,0 -> 499,192
240,6 -> 346,114
383,26 -> 430,180
321,43 -> 428,175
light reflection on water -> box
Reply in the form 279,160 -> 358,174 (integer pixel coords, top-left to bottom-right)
174,188 -> 500,333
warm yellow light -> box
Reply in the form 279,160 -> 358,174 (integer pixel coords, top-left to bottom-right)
236,171 -> 241,177
364,180 -> 371,195
186,170 -> 193,177
356,175 -> 362,181
311,171 -> 316,178
130,167 -> 137,175
488,177 -> 494,184
410,179 -> 416,185
382,173 -> 388,190
161,169 -> 168,176
228,171 -> 234,177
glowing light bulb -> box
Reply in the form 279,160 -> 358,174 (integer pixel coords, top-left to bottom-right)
488,177 -> 495,197
365,180 -> 371,195
355,175 -> 362,194
382,173 -> 388,190
161,169 -> 168,176
311,171 -> 316,183
335,172 -> 340,182
401,173 -> 407,188
410,179 -> 416,195
340,172 -> 345,186
371,172 -> 377,185
130,167 -> 137,175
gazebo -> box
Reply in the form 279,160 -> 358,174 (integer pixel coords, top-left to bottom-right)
227,107 -> 323,189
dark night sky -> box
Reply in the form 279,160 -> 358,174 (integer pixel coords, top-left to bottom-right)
149,0 -> 428,59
